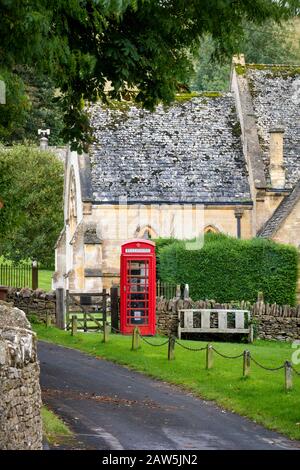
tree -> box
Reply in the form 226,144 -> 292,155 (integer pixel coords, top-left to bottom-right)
0,0 -> 298,151
191,18 -> 300,92
0,67 -> 64,146
0,69 -> 30,142
0,146 -> 64,267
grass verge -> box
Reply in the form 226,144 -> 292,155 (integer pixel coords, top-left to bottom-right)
41,405 -> 73,446
35,325 -> 300,441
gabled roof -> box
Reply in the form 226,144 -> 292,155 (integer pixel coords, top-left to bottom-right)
246,65 -> 300,189
258,180 -> 300,238
88,94 -> 251,204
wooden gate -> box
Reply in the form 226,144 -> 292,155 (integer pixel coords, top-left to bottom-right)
65,290 -> 109,332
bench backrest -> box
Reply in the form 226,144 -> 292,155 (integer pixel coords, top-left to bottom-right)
178,309 -> 250,332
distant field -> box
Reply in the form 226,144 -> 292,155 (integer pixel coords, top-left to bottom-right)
38,270 -> 53,291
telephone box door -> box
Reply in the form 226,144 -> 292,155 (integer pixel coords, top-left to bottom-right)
120,240 -> 156,335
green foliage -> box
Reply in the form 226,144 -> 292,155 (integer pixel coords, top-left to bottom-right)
0,146 -> 64,267
0,0 -> 298,151
158,234 -> 298,306
191,19 -> 300,92
28,313 -> 43,325
154,237 -> 177,279
0,69 -> 30,142
0,67 -> 64,146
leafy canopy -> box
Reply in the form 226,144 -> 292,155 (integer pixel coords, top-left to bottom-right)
0,0 -> 298,151
0,146 -> 64,267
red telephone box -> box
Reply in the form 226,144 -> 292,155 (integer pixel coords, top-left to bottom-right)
120,239 -> 156,336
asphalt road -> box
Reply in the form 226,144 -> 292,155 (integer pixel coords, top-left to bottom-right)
39,341 -> 300,451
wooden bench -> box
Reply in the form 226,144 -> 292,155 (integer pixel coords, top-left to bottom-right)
178,309 -> 253,343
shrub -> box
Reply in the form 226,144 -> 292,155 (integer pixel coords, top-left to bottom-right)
158,234 -> 298,305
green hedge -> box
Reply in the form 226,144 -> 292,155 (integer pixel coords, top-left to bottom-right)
157,234 -> 298,305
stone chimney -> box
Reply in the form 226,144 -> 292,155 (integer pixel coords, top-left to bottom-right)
38,128 -> 50,150
232,54 -> 245,66
269,127 -> 285,189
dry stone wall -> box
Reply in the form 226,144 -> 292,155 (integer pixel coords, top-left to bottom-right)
7,287 -> 56,324
156,297 -> 300,342
6,288 -> 300,342
0,301 -> 43,450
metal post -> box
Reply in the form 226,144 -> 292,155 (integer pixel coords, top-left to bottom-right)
206,343 -> 213,370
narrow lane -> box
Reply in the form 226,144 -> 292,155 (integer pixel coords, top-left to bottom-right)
39,341 -> 300,450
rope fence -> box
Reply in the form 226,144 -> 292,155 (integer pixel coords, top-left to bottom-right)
67,319 -> 300,391
250,356 -> 285,372
212,347 -> 244,360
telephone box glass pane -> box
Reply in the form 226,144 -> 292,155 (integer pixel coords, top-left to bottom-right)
126,260 -> 149,325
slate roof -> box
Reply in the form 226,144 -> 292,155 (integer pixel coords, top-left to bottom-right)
88,94 -> 251,204
258,180 -> 300,238
247,65 -> 300,189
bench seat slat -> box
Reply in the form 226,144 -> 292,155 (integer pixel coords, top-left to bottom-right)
180,328 -> 249,334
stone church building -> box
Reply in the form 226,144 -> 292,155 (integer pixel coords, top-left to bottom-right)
53,56 -> 300,293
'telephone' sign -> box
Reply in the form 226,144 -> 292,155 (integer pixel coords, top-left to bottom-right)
125,248 -> 151,253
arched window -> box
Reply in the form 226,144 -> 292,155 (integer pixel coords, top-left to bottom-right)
135,225 -> 157,240
204,225 -> 220,234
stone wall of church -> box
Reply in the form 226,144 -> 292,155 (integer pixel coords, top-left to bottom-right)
91,203 -> 253,289
0,301 -> 43,450
272,197 -> 300,248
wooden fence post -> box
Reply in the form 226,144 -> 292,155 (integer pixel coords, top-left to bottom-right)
285,361 -> 293,391
71,315 -> 77,336
102,321 -> 109,343
131,327 -> 140,350
55,288 -> 65,329
168,336 -> 175,360
110,286 -> 119,332
32,261 -> 38,290
243,350 -> 251,377
102,288 -> 107,334
206,343 -> 213,370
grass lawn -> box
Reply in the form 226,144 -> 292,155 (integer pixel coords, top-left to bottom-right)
41,405 -> 73,446
34,324 -> 300,441
38,270 -> 53,291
